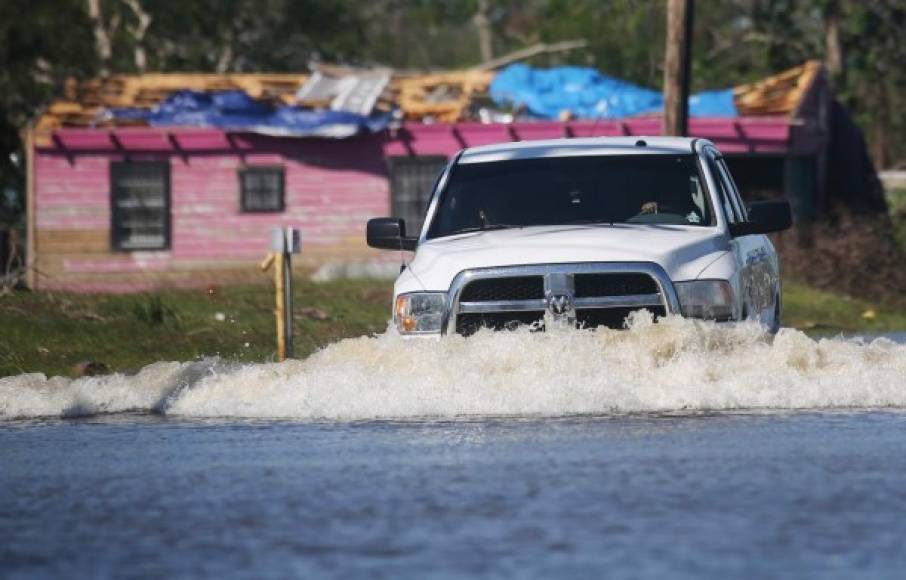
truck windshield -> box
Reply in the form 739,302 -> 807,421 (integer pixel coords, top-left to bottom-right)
426,154 -> 712,239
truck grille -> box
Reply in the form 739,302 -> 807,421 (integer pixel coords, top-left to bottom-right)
576,307 -> 666,329
456,311 -> 545,336
459,276 -> 544,302
574,273 -> 658,297
452,266 -> 671,336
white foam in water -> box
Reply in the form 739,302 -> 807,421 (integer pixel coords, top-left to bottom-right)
2,314 -> 906,420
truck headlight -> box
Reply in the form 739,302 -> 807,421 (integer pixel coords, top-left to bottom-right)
394,292 -> 446,334
674,280 -> 737,321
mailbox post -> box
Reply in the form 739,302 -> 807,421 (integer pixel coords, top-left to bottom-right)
261,227 -> 301,361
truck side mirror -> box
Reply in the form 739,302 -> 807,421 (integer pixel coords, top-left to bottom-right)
730,200 -> 792,236
367,218 -> 418,251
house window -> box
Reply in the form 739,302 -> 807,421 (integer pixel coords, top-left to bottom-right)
387,156 -> 448,236
111,161 -> 170,251
240,166 -> 285,212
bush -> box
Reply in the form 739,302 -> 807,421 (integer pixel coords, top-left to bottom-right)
773,209 -> 906,308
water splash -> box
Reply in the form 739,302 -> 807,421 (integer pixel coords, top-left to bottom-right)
2,314 -> 905,421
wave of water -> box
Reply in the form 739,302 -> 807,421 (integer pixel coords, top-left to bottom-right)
2,314 -> 905,421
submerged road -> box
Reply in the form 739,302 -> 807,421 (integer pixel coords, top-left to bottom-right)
2,328 -> 905,578
3,410 -> 906,579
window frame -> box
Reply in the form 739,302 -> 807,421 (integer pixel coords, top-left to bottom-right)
239,165 -> 286,214
110,160 -> 171,252
387,155 -> 449,237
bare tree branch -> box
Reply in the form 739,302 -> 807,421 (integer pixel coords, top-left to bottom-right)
475,39 -> 588,71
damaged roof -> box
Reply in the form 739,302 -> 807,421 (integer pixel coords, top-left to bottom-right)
733,61 -> 824,117
34,61 -> 826,133
36,73 -> 309,132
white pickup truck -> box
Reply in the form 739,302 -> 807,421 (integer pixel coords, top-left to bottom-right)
367,137 -> 792,337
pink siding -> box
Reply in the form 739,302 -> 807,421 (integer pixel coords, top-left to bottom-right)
35,130 -> 394,291
35,153 -> 113,230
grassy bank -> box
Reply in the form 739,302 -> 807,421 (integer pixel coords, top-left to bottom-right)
1,279 -> 904,378
0,280 -> 392,378
783,281 -> 906,335
889,187 -> 906,252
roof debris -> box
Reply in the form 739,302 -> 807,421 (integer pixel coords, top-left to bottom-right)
297,68 -> 392,116
396,70 -> 495,122
734,60 -> 822,116
35,62 -> 825,135
37,74 -> 309,132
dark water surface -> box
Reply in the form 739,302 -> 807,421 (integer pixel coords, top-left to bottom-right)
4,411 -> 906,579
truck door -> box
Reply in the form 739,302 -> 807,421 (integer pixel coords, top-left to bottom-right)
706,149 -> 778,322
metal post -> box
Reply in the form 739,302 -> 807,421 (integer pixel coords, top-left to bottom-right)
273,246 -> 286,362
283,230 -> 294,358
24,125 -> 36,289
263,227 -> 301,361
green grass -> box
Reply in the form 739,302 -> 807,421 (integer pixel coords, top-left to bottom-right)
782,281 -> 906,335
0,279 -> 393,378
1,279 -> 903,378
889,187 -> 906,252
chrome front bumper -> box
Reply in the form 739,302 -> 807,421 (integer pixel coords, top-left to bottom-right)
442,262 -> 681,335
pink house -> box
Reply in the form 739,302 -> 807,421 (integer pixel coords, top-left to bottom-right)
28,129 -> 391,292
25,114 -> 827,293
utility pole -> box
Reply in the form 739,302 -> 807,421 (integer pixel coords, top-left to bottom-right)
663,0 -> 694,136
474,0 -> 494,62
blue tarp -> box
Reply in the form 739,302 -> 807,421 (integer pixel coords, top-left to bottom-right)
490,64 -> 737,119
107,90 -> 391,138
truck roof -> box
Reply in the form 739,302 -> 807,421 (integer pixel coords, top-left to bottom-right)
458,136 -> 703,164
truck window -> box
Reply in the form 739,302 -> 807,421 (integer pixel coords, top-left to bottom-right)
705,153 -> 741,224
716,157 -> 748,221
427,154 -> 714,239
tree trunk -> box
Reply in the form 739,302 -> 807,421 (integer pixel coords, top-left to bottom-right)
215,42 -> 233,73
663,0 -> 694,136
87,0 -> 112,75
872,88 -> 889,170
824,0 -> 843,83
124,0 -> 152,72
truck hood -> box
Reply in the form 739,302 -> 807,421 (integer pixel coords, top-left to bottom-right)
403,224 -> 730,292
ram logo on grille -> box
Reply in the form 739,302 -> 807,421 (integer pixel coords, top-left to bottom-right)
547,293 -> 574,316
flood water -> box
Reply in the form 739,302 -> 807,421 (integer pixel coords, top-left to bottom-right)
3,318 -> 906,578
